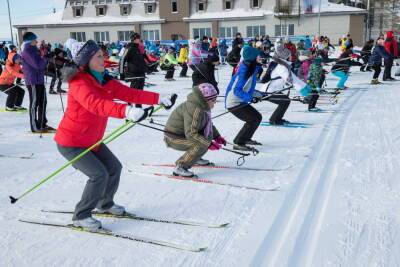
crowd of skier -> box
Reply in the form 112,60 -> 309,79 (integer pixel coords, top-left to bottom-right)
1,29 -> 399,230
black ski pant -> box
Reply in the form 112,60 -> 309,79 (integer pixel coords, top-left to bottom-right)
27,84 -> 48,132
130,76 -> 145,108
383,58 -> 393,79
267,93 -> 290,123
0,84 -> 25,108
373,65 -> 381,79
165,66 -> 175,79
57,144 -> 122,220
307,90 -> 319,110
228,104 -> 262,145
179,63 -> 188,77
50,71 -> 63,91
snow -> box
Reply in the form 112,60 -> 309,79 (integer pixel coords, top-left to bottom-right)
1,64 -> 400,266
13,11 -> 163,27
183,9 -> 273,21
316,2 -> 366,14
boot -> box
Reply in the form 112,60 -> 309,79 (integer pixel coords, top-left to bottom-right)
73,216 -> 102,230
370,79 -> 381,85
96,204 -> 126,215
173,166 -> 195,177
360,66 -> 365,72
57,88 -> 67,94
5,106 -> 18,112
49,89 -> 57,95
233,144 -> 255,152
195,158 -> 215,166
244,140 -> 262,146
14,106 -> 27,111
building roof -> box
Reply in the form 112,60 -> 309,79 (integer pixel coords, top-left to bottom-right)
183,8 -> 273,21
315,2 -> 367,14
13,11 -> 164,28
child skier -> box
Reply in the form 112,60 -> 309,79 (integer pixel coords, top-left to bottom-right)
161,47 -> 178,81
225,46 -> 264,150
192,50 -> 220,93
369,37 -> 391,84
305,57 -> 323,111
0,52 -> 26,111
164,83 -> 226,177
177,44 -> 189,77
331,47 -> 362,90
56,39 -> 175,230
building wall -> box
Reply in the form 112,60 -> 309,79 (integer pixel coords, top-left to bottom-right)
349,14 -> 365,45
159,0 -> 190,39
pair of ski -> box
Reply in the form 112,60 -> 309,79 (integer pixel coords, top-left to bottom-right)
138,163 -> 287,192
20,209 -> 228,252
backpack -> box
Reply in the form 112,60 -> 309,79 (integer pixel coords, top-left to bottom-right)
227,49 -> 240,67
260,61 -> 278,83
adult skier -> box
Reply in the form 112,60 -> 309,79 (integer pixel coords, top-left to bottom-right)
55,39 -> 175,230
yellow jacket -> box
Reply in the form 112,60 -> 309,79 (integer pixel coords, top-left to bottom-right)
178,47 -> 188,64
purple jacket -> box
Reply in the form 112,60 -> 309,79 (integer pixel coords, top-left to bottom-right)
21,44 -> 47,85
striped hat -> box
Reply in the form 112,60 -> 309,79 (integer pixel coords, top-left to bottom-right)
198,83 -> 218,101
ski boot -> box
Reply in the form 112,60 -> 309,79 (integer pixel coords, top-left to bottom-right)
73,216 -> 102,230
245,140 -> 262,146
370,79 -> 381,85
173,165 -> 196,177
97,204 -> 126,215
195,158 -> 215,166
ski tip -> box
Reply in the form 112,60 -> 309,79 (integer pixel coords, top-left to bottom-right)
219,223 -> 230,228
196,247 -> 208,252
9,196 -> 18,204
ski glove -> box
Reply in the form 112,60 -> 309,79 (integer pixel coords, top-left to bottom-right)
214,136 -> 227,146
208,141 -> 222,151
158,93 -> 177,110
125,106 -> 149,122
251,90 -> 264,103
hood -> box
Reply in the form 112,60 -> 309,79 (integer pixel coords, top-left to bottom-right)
387,31 -> 394,38
187,86 -> 210,111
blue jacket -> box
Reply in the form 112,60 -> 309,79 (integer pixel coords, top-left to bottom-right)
21,44 -> 47,86
218,39 -> 228,56
225,62 -> 260,108
369,45 -> 390,65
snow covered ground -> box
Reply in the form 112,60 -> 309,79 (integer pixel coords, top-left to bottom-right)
1,65 -> 400,267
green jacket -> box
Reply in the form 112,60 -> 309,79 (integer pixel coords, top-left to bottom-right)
165,86 -> 220,147
162,53 -> 179,67
307,63 -> 323,89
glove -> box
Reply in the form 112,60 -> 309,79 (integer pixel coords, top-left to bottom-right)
125,106 -> 148,122
158,93 -> 177,110
208,141 -> 222,151
251,90 -> 264,103
214,136 -> 227,146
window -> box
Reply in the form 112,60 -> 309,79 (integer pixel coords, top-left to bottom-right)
70,32 -> 86,42
198,2 -> 205,11
218,26 -> 238,38
73,7 -> 83,17
224,0 -> 232,10
96,6 -> 106,16
145,3 -> 155,14
120,4 -> 131,15
274,24 -> 294,36
142,30 -> 160,41
193,28 -> 211,38
94,31 -> 110,42
246,25 -> 265,37
171,0 -> 178,13
117,31 -> 133,41
252,0 -> 260,8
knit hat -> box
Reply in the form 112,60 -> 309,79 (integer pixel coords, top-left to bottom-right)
242,46 -> 260,63
198,83 -> 218,101
275,45 -> 291,60
9,45 -> 16,51
22,32 -> 37,43
71,40 -> 100,66
130,32 -> 141,41
12,53 -> 21,63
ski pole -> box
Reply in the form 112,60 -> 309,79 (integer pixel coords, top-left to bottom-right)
9,105 -> 164,205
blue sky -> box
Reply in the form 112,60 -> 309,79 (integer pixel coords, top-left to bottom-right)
0,0 -> 65,40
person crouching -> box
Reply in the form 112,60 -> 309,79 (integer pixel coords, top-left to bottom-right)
164,83 -> 226,177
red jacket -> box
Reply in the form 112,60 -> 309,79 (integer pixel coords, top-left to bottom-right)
0,52 -> 24,85
385,31 -> 398,58
54,72 -> 159,149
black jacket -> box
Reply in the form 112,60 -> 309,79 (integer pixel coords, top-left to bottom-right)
124,43 -> 148,77
332,50 -> 362,73
192,61 -> 219,93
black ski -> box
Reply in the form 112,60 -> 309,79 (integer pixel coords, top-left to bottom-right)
19,219 -> 206,252
0,153 -> 34,159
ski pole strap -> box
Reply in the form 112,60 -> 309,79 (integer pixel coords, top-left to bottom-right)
9,105 -> 164,204
221,147 -> 250,166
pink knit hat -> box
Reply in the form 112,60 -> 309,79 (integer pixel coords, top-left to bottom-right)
198,83 -> 218,101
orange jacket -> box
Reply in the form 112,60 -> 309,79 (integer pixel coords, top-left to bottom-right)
0,52 -> 24,85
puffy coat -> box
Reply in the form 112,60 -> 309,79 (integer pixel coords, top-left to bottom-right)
369,45 -> 390,65
178,47 -> 188,64
225,62 -> 260,108
21,43 -> 47,85
165,86 -> 220,147
384,31 -> 398,58
331,50 -> 362,73
123,43 -> 148,77
297,60 -> 311,82
0,52 -> 24,85
192,60 -> 219,93
218,39 -> 228,57
54,71 -> 159,149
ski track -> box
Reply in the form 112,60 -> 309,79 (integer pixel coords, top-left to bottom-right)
1,66 -> 400,266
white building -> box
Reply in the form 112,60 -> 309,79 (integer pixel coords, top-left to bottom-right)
13,0 -> 367,45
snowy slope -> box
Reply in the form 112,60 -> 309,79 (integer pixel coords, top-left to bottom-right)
1,65 -> 400,266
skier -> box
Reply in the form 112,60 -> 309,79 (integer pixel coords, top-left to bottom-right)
0,52 -> 26,111
360,39 -> 374,72
161,47 -> 178,81
192,50 -> 220,93
225,46 -> 264,150
164,83 -> 225,177
21,32 -> 53,133
218,39 -> 228,65
177,44 -> 189,77
47,48 -> 69,94
305,57 -> 323,111
55,39 -> 175,230
122,33 -> 148,107
263,45 -> 311,123
383,31 -> 398,81
331,46 -> 362,90
369,37 -> 391,85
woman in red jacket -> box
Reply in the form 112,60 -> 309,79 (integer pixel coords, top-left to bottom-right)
55,40 -> 175,230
